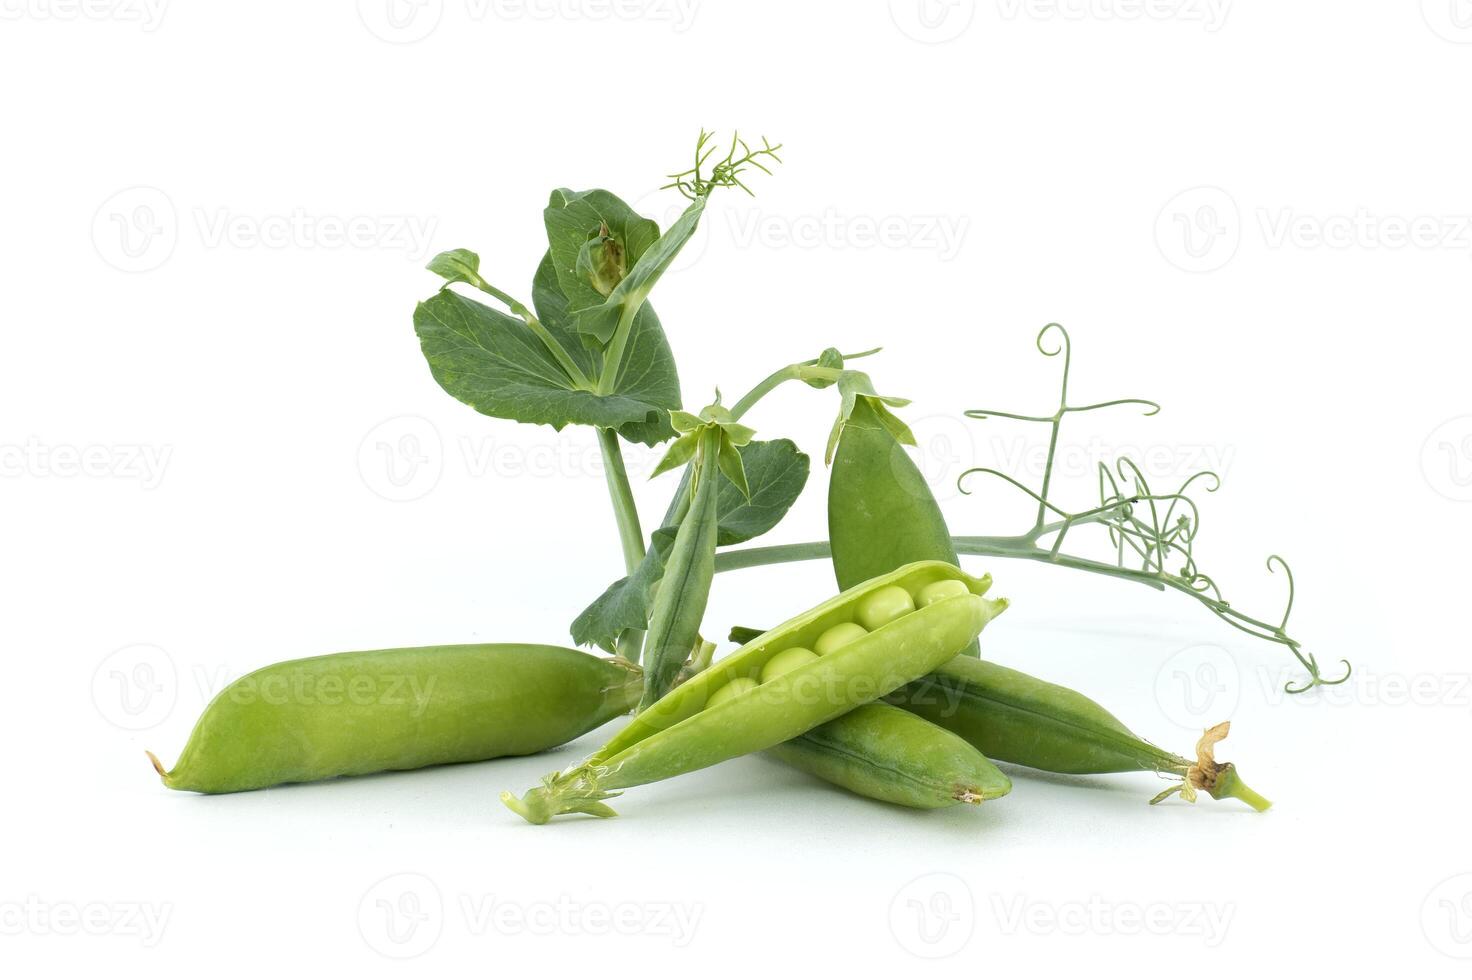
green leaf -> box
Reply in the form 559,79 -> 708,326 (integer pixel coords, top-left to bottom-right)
415,289 -> 678,443
651,431 -> 699,479
712,439 -> 808,546
571,528 -> 677,652
570,439 -> 809,649
716,434 -> 750,500
426,248 -> 483,288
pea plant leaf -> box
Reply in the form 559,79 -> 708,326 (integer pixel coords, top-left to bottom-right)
570,438 -> 810,650
414,284 -> 679,444
531,250 -> 680,445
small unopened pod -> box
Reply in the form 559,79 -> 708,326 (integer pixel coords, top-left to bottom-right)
148,644 -> 642,794
888,656 -> 1270,810
502,560 -> 1007,823
770,703 -> 1011,809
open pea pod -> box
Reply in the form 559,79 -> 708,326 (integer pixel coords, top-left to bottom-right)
501,561 -> 1007,823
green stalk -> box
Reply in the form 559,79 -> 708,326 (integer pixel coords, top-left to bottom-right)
597,427 -> 647,663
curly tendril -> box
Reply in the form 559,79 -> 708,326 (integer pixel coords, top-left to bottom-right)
958,324 -> 1349,693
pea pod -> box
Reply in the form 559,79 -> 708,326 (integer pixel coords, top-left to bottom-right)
828,394 -> 977,658
888,656 -> 1270,810
640,425 -> 721,707
148,644 -> 641,795
502,561 -> 1007,823
768,703 -> 1011,809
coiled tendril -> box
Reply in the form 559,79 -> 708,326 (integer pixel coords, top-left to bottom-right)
957,323 -> 1350,694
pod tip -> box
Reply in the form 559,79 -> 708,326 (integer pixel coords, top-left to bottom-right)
145,750 -> 169,783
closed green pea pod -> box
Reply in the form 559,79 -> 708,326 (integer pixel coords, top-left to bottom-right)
769,703 -> 1011,809
149,644 -> 641,795
828,396 -> 977,658
502,561 -> 1007,823
887,656 -> 1270,810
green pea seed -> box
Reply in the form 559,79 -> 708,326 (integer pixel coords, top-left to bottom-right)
759,647 -> 819,683
706,676 -> 759,709
855,585 -> 916,631
916,578 -> 970,607
814,622 -> 869,656
503,560 -> 1007,823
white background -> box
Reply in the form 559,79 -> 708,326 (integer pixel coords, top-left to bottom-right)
3,0 -> 1470,974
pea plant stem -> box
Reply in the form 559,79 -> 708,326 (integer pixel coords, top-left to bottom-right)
596,427 -> 648,663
